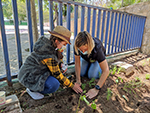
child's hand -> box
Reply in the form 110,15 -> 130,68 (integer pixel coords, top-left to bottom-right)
72,83 -> 83,94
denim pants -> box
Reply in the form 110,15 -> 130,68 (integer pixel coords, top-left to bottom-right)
40,76 -> 60,94
80,58 -> 102,79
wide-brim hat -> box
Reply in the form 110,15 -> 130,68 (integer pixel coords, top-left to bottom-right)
48,26 -> 71,44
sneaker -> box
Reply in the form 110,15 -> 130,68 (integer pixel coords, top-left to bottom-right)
26,88 -> 44,100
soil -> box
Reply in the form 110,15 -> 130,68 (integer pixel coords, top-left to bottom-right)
1,52 -> 150,113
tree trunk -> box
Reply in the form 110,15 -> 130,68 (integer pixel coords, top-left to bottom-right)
30,0 -> 38,44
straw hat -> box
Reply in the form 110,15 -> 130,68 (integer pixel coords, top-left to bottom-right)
48,26 -> 71,44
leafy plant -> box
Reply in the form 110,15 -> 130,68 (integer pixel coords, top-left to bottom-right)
115,79 -> 119,84
88,78 -> 96,88
145,74 -> 150,80
91,100 -> 97,111
117,67 -> 122,74
112,66 -> 117,75
80,95 -> 89,105
106,88 -> 112,100
81,83 -> 86,90
118,77 -> 123,83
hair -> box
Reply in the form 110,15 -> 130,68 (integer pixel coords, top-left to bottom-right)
74,31 -> 95,56
50,35 -> 64,60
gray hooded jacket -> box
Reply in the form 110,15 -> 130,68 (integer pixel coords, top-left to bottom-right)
18,36 -> 59,92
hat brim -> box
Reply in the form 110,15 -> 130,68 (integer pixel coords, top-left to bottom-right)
48,31 -> 71,44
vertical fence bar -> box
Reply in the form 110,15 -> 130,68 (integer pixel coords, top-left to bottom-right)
12,0 -> 22,68
73,4 -> 78,61
140,18 -> 146,47
134,17 -> 139,48
26,0 -> 34,53
0,0 -> 12,86
92,8 -> 96,37
101,10 -> 106,43
81,6 -> 85,31
96,9 -> 101,39
137,17 -> 141,48
111,12 -> 117,53
49,1 -> 54,31
87,7 -> 91,33
128,16 -> 135,49
58,2 -> 63,26
118,14 -> 124,52
123,15 -> 130,50
66,4 -> 71,63
104,11 -> 110,50
38,0 -> 44,36
114,13 -> 121,52
121,14 -> 127,51
126,15 -> 133,50
132,17 -> 137,49
108,12 -> 114,54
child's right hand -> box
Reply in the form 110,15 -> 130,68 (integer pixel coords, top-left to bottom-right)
72,83 -> 83,94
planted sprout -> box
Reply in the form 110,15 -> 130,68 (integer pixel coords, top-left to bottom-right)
145,74 -> 150,80
117,67 -> 122,74
80,95 -> 89,105
89,78 -> 96,88
112,66 -> 117,75
81,84 -> 86,90
106,88 -> 112,100
91,100 -> 97,110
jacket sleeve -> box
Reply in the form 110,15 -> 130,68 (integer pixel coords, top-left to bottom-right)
42,58 -> 74,88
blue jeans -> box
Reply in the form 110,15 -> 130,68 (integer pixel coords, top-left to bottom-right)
40,76 -> 60,94
80,58 -> 102,79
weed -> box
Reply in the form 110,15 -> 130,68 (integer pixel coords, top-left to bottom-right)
145,74 -> 150,80
106,88 -> 112,100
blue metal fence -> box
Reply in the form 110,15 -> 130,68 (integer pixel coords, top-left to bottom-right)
0,0 -> 146,86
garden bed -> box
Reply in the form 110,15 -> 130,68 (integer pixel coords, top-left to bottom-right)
1,52 -> 150,113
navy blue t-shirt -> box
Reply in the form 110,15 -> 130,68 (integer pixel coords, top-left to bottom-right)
74,37 -> 106,63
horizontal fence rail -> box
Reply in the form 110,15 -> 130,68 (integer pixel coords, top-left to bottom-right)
0,0 -> 146,86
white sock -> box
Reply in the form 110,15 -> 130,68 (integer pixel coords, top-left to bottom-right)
26,88 -> 44,100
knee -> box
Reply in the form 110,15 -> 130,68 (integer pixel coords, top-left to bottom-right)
46,79 -> 60,93
88,70 -> 98,79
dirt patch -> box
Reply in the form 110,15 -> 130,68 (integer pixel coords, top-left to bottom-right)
1,52 -> 150,113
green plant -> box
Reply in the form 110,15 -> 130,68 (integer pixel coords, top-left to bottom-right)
88,78 -> 96,88
80,95 -> 89,105
112,66 -> 117,75
135,76 -> 140,81
117,67 -> 122,74
81,83 -> 86,90
106,88 -> 112,100
99,72 -> 102,77
145,74 -> 150,80
115,79 -> 119,84
118,77 -> 123,83
91,99 -> 97,111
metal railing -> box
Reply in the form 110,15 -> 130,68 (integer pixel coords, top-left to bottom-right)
0,0 -> 146,86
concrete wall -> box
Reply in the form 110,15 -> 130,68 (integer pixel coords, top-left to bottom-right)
118,1 -> 150,55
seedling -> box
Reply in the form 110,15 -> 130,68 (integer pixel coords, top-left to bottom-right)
115,79 -> 119,84
88,78 -> 96,88
112,66 -> 117,75
135,76 -> 140,81
145,74 -> 150,80
81,83 -> 86,90
80,95 -> 89,105
91,99 -> 97,111
117,67 -> 122,74
118,77 -> 123,83
106,88 -> 112,100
